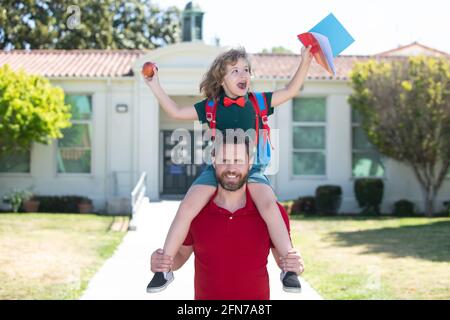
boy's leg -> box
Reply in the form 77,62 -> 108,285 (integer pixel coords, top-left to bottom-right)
147,165 -> 217,293
162,184 -> 216,258
147,184 -> 215,293
248,182 -> 301,293
248,183 -> 292,258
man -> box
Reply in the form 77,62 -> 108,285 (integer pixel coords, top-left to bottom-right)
149,136 -> 305,299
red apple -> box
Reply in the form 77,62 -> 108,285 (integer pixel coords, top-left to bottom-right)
142,61 -> 158,78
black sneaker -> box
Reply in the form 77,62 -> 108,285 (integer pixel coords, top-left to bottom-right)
281,271 -> 302,293
146,271 -> 174,293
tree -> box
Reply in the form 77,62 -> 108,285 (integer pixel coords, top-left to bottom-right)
0,65 -> 72,156
348,56 -> 450,216
0,0 -> 181,50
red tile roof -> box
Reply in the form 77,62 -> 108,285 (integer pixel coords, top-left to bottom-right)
377,41 -> 450,57
250,53 -> 373,80
0,43 -> 448,80
0,50 -> 144,77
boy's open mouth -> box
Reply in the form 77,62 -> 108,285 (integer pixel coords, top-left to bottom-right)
237,82 -> 247,90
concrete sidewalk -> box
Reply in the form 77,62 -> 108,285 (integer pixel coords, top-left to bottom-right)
81,198 -> 322,300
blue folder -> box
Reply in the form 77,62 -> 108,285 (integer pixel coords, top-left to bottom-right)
309,13 -> 355,57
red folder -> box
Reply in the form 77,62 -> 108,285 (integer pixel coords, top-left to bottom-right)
298,32 -> 335,76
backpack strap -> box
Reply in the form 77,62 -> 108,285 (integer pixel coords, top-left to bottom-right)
249,92 -> 273,148
205,98 -> 218,140
249,92 -> 274,166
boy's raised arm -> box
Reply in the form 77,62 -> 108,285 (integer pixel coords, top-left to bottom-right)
271,45 -> 313,108
143,66 -> 198,120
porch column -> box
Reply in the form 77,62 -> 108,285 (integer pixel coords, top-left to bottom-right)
137,82 -> 160,201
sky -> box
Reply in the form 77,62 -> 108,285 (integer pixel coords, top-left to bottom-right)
153,0 -> 450,55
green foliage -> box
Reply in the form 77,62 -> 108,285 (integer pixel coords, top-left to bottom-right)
2,188 -> 33,213
443,201 -> 450,216
393,200 -> 415,216
315,185 -> 342,215
348,56 -> 450,215
0,65 -> 72,154
354,178 -> 384,215
349,57 -> 450,163
0,0 -> 181,50
33,195 -> 90,213
291,196 -> 316,215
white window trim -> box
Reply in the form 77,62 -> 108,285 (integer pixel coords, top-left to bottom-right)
290,96 -> 328,179
0,172 -> 32,177
55,93 -> 94,177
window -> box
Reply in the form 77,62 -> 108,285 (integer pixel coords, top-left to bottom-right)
182,17 -> 190,40
351,109 -> 385,177
0,149 -> 30,173
57,95 -> 92,174
194,15 -> 202,40
292,97 -> 326,176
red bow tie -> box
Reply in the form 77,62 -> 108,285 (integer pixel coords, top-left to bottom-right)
223,96 -> 246,108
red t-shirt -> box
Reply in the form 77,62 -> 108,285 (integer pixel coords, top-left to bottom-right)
183,187 -> 291,300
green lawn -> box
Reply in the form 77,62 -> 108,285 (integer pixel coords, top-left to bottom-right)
290,215 -> 450,300
0,213 -> 128,300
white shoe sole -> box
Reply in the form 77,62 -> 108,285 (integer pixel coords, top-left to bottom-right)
283,285 -> 302,293
146,276 -> 174,293
280,272 -> 302,293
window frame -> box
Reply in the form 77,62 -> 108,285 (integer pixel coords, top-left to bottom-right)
350,110 -> 386,179
290,96 -> 328,179
56,93 -> 94,176
0,145 -> 32,176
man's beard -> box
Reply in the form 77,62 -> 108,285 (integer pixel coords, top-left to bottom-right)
217,170 -> 249,191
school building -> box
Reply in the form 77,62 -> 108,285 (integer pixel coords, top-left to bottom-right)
1,39 -> 449,214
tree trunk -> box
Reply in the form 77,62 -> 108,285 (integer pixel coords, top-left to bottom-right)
423,187 -> 436,217
424,194 -> 434,217
411,164 -> 437,217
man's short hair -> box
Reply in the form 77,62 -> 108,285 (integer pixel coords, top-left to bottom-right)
211,130 -> 252,158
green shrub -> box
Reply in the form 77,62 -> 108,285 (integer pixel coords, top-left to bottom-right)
33,195 -> 88,213
393,200 -> 415,216
0,65 -> 71,155
281,201 -> 293,215
315,185 -> 342,215
291,196 -> 316,215
354,178 -> 384,215
2,189 -> 33,213
443,201 -> 450,216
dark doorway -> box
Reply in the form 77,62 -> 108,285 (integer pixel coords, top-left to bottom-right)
161,130 -> 208,195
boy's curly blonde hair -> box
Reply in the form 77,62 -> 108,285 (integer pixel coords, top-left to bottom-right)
199,47 -> 251,100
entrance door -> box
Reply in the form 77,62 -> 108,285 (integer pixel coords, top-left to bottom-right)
162,130 -> 208,195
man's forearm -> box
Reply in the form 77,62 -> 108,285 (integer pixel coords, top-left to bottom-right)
172,251 -> 191,271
